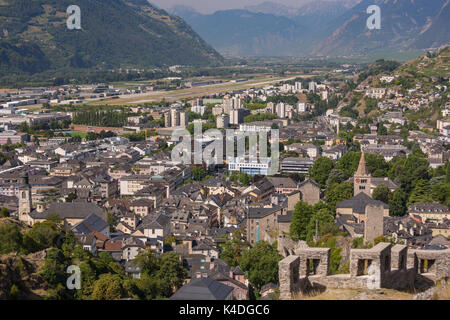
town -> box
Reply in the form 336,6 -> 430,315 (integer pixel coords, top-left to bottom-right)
0,47 -> 449,301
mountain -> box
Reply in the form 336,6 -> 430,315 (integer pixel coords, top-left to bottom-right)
293,0 -> 359,27
173,9 -> 308,57
173,0 -> 449,58
171,0 -> 361,57
0,0 -> 223,77
313,0 -> 450,56
412,0 -> 450,49
244,1 -> 300,18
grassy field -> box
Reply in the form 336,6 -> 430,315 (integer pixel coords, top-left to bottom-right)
69,132 -> 88,138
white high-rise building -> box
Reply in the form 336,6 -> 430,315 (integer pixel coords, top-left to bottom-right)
309,82 -> 317,93
232,96 -> 242,109
216,114 -> 229,128
171,108 -> 180,127
276,102 -> 286,118
294,82 -> 302,92
297,102 -> 306,113
179,111 -> 188,127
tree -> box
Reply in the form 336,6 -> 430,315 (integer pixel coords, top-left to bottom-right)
22,221 -> 60,253
372,184 -> 392,204
65,193 -> 77,203
388,153 -> 429,193
326,169 -> 346,186
446,164 -> 450,183
290,201 -> 313,241
191,167 -> 206,181
92,274 -> 127,300
377,124 -> 388,135
389,189 -> 407,216
306,208 -> 335,242
408,179 -> 433,205
0,223 -> 23,254
325,182 -> 353,212
133,249 -> 159,277
239,241 -> 282,291
365,153 -> 389,177
336,152 -> 361,178
156,252 -> 187,293
0,207 -> 10,217
309,157 -> 334,188
40,248 -> 67,287
220,229 -> 249,268
238,173 -> 251,186
432,182 -> 450,206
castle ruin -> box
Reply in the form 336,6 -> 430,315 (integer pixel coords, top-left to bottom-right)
278,241 -> 450,299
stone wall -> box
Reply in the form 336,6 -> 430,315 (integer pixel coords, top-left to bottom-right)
278,242 -> 450,299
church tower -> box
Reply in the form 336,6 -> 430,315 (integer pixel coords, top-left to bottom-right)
354,151 -> 371,196
18,171 -> 32,224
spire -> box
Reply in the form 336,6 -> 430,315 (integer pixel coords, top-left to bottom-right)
355,151 -> 369,176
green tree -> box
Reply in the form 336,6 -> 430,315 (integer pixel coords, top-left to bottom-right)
325,182 -> 354,212
290,201 -> 313,241
92,274 -> 127,300
156,252 -> 187,293
22,221 -> 60,253
133,249 -> 159,277
0,207 -> 10,217
309,157 -> 334,188
336,152 -> 361,178
326,169 -> 346,186
238,173 -> 251,186
0,223 -> 23,254
306,208 -> 335,242
220,229 -> 249,268
191,167 -> 206,181
65,193 -> 77,203
239,241 -> 282,291
372,184 -> 392,204
408,179 -> 433,205
389,189 -> 407,216
432,182 -> 450,206
40,248 -> 67,287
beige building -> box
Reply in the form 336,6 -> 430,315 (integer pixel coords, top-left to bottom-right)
409,203 -> 450,223
246,205 -> 286,245
298,179 -> 321,205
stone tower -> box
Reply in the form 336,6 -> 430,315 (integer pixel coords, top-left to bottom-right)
354,151 -> 371,196
364,204 -> 385,244
18,170 -> 32,223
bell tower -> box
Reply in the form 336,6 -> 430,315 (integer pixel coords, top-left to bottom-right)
354,151 -> 371,197
18,171 -> 32,223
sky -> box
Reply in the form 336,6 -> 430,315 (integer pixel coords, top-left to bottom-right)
150,0 -> 318,14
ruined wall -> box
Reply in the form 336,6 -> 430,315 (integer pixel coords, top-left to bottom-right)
278,242 -> 450,299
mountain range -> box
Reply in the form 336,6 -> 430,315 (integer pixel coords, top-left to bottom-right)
171,0 -> 450,57
0,0 -> 223,77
